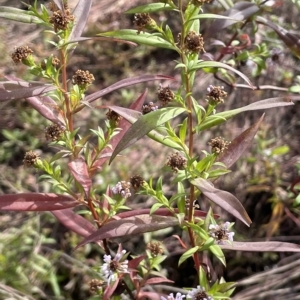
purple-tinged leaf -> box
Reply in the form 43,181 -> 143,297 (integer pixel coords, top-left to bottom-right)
257,16 -> 300,59
128,255 -> 146,270
26,96 -> 63,125
205,2 -> 259,38
85,75 -> 174,103
103,278 -> 119,300
139,292 -> 161,300
68,158 -> 92,196
52,208 -> 96,238
0,81 -> 56,101
68,0 -> 92,43
0,193 -> 78,211
144,277 -> 174,285
218,114 -> 264,168
109,107 -> 186,164
220,241 -> 300,252
75,215 -> 179,249
191,178 -> 252,226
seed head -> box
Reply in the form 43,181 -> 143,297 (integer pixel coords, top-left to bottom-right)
11,46 -> 34,65
157,85 -> 175,107
146,241 -> 164,256
130,175 -> 144,190
106,109 -> 123,126
208,137 -> 230,154
45,124 -> 65,141
133,13 -> 157,34
49,8 -> 75,32
72,69 -> 95,89
89,279 -> 104,293
206,85 -> 227,105
184,31 -> 205,54
191,0 -> 213,6
23,151 -> 40,168
166,152 -> 187,173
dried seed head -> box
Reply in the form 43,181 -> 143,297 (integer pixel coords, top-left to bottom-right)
166,152 -> 187,173
72,69 -> 95,89
23,151 -> 40,167
208,137 -> 230,154
130,175 -> 144,190
142,102 -> 159,114
206,85 -> 227,105
133,13 -> 157,33
52,56 -> 60,67
49,8 -> 75,31
184,31 -> 205,54
89,279 -> 104,293
11,46 -> 34,65
106,109 -> 123,126
157,85 -> 174,107
146,241 -> 164,256
45,124 -> 65,141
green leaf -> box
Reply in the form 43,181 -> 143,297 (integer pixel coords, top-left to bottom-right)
178,246 -> 199,266
0,6 -> 42,24
109,107 -> 186,163
197,97 -> 294,131
271,145 -> 290,156
98,29 -> 176,50
209,244 -> 226,266
191,60 -> 253,87
179,118 -> 188,143
125,3 -> 176,14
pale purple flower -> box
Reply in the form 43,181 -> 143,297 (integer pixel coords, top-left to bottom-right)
112,181 -> 131,198
209,221 -> 234,245
161,292 -> 186,300
100,249 -> 129,283
186,285 -> 213,300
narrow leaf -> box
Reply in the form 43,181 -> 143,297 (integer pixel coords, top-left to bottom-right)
218,114 -> 264,168
52,208 -> 96,238
198,96 -> 294,131
98,30 -> 176,50
0,6 -> 42,24
26,96 -> 63,125
144,277 -> 174,285
85,74 -> 174,103
178,246 -> 199,266
75,215 -> 179,249
193,61 -> 252,87
0,193 -> 78,211
205,2 -> 259,38
68,0 -> 92,42
68,158 -> 92,196
191,178 -> 252,226
109,107 -> 186,163
220,241 -> 300,252
0,81 -> 56,101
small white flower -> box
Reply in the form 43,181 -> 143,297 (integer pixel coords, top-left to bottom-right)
186,285 -> 213,300
100,249 -> 129,283
209,221 -> 234,245
112,181 -> 131,198
161,292 -> 186,300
